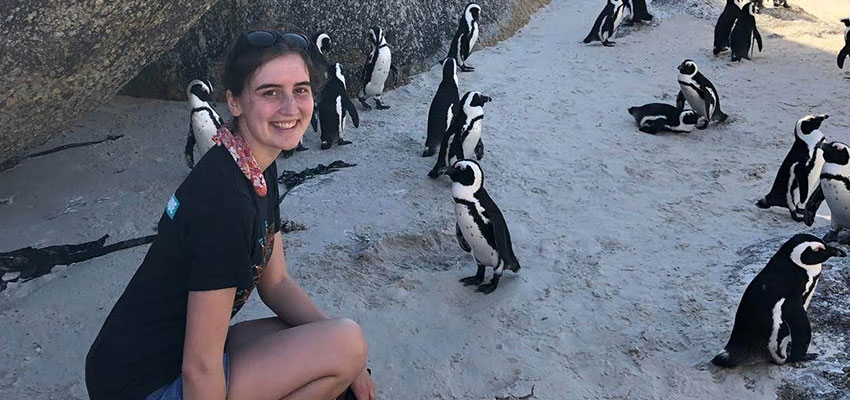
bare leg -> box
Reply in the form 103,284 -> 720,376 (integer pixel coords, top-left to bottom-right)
225,317 -> 367,400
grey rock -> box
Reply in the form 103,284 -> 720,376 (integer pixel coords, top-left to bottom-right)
121,0 -> 551,100
0,0 -> 222,168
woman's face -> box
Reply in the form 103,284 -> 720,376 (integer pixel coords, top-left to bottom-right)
227,53 -> 313,159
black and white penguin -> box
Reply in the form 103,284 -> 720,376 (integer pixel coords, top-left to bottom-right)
629,0 -> 653,23
676,60 -> 728,129
185,79 -> 224,169
711,234 -> 845,368
714,0 -> 747,55
428,91 -> 491,178
446,159 -> 521,294
803,141 -> 850,243
838,19 -> 850,69
315,63 -> 360,150
757,114 -> 829,222
448,2 -> 481,72
627,103 -> 700,134
730,2 -> 763,62
359,26 -> 398,110
424,57 -> 460,157
583,0 -> 628,47
758,0 -> 790,8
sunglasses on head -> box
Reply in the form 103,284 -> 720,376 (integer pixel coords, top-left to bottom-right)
238,30 -> 309,52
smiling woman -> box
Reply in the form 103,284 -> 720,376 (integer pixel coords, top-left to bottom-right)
84,30 -> 376,400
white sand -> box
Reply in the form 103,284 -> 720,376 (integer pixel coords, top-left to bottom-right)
2,0 -> 849,398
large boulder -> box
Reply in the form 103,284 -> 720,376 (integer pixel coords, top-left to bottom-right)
121,0 -> 551,100
0,0 -> 222,168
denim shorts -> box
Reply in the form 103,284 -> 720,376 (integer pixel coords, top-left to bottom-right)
145,352 -> 230,400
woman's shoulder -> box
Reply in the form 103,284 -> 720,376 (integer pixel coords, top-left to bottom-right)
176,147 -> 255,210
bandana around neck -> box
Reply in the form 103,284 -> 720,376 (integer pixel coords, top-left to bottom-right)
212,122 -> 268,197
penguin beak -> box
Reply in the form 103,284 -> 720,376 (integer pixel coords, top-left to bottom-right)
480,95 -> 492,103
826,245 -> 847,258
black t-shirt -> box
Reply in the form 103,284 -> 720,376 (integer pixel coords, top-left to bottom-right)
85,145 -> 281,399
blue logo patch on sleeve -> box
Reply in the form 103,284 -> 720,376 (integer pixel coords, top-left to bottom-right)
166,194 -> 180,219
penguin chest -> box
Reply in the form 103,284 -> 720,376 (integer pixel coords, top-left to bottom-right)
461,122 -> 482,159
191,110 -> 218,154
335,96 -> 346,133
365,49 -> 391,96
768,298 -> 792,364
454,203 -> 500,266
467,24 -> 479,56
823,179 -> 850,229
679,83 -> 708,118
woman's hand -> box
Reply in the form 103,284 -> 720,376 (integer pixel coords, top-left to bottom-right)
348,367 -> 376,400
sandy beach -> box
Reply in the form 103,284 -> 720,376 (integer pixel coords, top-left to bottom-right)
2,0 -> 850,398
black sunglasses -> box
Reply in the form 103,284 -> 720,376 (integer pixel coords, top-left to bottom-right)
238,30 -> 309,52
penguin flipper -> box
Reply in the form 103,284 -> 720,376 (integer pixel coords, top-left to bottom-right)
342,96 -> 360,128
310,108 -> 319,132
676,91 -> 686,110
803,184 -> 825,227
754,28 -> 763,52
456,224 -> 471,253
838,46 -> 849,69
793,162 -> 810,208
474,139 -> 484,160
481,194 -> 520,272
784,298 -> 812,363
184,128 -> 196,169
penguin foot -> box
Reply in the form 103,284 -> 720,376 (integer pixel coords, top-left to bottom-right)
337,139 -> 352,146
696,118 -> 710,130
460,65 -> 475,72
422,148 -> 435,157
713,47 -> 728,55
427,167 -> 444,179
756,198 -> 771,209
602,41 -> 616,47
358,98 -> 372,110
789,210 -> 804,222
375,100 -> 390,110
475,281 -> 499,294
459,275 -> 484,286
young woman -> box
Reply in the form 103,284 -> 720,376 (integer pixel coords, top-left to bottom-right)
86,30 -> 376,400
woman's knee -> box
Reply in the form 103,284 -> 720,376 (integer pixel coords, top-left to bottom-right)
330,318 -> 367,373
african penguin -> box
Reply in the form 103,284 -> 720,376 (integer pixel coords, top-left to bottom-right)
185,79 -> 224,169
448,2 -> 481,72
583,0 -> 628,47
428,91 -> 491,179
711,233 -> 845,368
627,103 -> 700,134
359,26 -> 398,110
757,114 -> 829,222
838,19 -> 850,69
803,141 -> 850,243
447,159 -> 521,294
629,0 -> 653,23
315,63 -> 360,150
676,59 -> 728,129
714,0 -> 747,55
424,57 -> 460,157
730,2 -> 763,62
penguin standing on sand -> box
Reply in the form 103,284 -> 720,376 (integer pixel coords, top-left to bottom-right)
316,63 -> 360,150
583,0 -> 628,47
627,103 -> 700,134
730,2 -> 763,62
447,159 -> 521,294
714,0 -> 747,55
803,141 -> 850,243
359,26 -> 398,110
712,234 -> 845,368
185,79 -> 224,169
429,91 -> 491,178
676,60 -> 727,129
837,19 -> 850,69
757,114 -> 829,222
424,58 -> 460,157
448,2 -> 481,72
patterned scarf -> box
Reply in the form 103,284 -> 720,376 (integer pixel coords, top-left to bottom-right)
212,122 -> 268,197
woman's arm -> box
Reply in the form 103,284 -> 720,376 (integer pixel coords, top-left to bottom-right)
257,232 -> 328,325
182,287 -> 236,400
